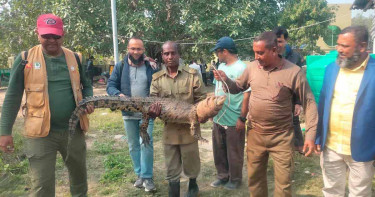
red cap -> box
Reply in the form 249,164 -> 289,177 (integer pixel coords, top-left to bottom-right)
37,14 -> 64,36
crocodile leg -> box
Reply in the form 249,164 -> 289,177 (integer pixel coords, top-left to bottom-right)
190,122 -> 208,142
140,113 -> 151,145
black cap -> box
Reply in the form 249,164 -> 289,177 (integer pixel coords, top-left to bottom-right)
210,37 -> 236,52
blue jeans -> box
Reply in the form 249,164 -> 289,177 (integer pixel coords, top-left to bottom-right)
123,117 -> 154,178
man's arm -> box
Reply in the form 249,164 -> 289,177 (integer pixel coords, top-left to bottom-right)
0,54 -> 25,136
192,73 -> 206,103
236,91 -> 250,132
214,64 -> 251,94
106,62 -> 123,96
148,78 -> 162,118
149,77 -> 160,97
80,61 -> 93,98
294,70 -> 318,156
0,54 -> 25,152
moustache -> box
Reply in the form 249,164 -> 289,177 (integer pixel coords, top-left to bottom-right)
128,54 -> 144,65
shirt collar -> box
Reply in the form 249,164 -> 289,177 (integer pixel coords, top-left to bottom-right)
257,57 -> 285,71
350,54 -> 369,71
161,64 -> 184,77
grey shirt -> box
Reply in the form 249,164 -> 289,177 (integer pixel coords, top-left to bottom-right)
124,64 -> 149,120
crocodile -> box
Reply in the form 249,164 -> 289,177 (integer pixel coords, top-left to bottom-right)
69,95 -> 226,144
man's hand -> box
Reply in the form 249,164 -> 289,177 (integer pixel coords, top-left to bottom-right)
148,102 -> 162,119
294,104 -> 302,116
213,70 -> 228,81
144,56 -> 158,70
84,104 -> 95,114
0,135 -> 14,153
302,140 -> 318,157
235,119 -> 245,132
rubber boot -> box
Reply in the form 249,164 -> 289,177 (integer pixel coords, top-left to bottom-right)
168,181 -> 180,197
185,178 -> 199,197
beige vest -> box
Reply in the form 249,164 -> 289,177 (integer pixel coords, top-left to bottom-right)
22,45 -> 89,138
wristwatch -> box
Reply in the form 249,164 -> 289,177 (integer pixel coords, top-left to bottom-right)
239,116 -> 247,123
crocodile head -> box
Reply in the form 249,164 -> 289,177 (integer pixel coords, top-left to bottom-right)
196,95 -> 226,123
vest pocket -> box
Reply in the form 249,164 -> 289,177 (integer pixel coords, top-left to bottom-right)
25,84 -> 45,108
24,111 -> 45,137
24,84 -> 46,137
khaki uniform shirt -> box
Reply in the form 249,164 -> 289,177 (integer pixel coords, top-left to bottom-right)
225,59 -> 318,141
150,65 -> 206,144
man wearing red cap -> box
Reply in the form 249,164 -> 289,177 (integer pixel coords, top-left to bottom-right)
0,14 -> 93,196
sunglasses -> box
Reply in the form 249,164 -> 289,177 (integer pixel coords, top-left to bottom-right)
41,34 -> 62,40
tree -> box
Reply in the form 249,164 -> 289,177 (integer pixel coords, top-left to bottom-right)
352,13 -> 374,51
0,0 -> 113,67
1,0 -> 333,67
278,0 -> 335,56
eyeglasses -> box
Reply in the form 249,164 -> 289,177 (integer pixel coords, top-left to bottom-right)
41,34 -> 62,40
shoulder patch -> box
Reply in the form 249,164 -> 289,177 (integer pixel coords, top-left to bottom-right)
152,70 -> 165,80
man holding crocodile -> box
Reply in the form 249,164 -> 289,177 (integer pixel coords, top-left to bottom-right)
148,41 -> 206,197
107,37 -> 158,192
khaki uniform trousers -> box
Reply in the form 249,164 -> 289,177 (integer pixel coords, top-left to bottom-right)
247,129 -> 294,197
164,141 -> 200,182
25,130 -> 87,197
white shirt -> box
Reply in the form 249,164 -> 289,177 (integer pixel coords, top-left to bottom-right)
189,63 -> 202,76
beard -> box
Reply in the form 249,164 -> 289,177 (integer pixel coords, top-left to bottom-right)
128,54 -> 144,65
336,49 -> 361,69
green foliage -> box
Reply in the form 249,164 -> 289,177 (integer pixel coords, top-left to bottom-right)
278,0 -> 335,56
0,131 -> 28,175
88,109 -> 124,134
0,156 -> 28,175
0,0 -> 291,66
100,153 -> 133,183
352,13 -> 374,51
93,140 -> 114,154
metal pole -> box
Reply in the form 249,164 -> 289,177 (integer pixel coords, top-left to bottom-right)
111,0 -> 119,64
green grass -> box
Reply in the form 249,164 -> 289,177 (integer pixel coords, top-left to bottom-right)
1,108 -> 374,196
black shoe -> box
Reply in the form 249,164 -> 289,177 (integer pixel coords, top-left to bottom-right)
210,179 -> 228,188
185,178 -> 199,197
168,181 -> 180,197
223,180 -> 241,190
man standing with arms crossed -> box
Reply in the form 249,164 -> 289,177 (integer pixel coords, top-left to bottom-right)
214,31 -> 318,197
315,26 -> 375,197
107,37 -> 158,192
0,14 -> 93,196
148,41 -> 206,197
209,37 -> 248,190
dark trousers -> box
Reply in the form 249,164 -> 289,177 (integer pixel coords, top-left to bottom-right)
209,71 -> 214,84
25,130 -> 87,197
202,73 -> 207,86
292,104 -> 304,147
212,123 -> 245,182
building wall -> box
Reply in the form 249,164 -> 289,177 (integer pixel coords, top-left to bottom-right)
316,4 -> 352,53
